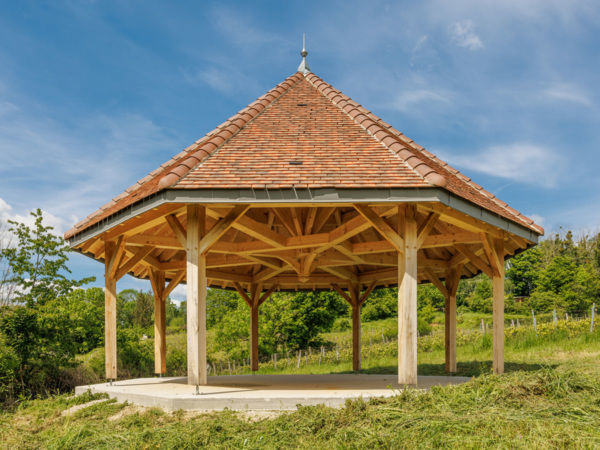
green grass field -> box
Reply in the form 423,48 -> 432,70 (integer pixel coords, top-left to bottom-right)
2,317 -> 600,449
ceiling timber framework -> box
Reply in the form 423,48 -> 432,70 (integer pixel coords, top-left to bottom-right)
75,200 -> 532,292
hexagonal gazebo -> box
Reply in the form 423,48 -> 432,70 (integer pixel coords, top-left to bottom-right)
65,55 -> 543,387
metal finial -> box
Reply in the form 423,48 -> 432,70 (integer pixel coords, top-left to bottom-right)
297,33 -> 310,74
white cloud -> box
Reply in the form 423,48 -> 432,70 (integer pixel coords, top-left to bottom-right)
191,67 -> 234,93
449,20 -> 483,50
0,90 -> 176,234
543,82 -> 592,106
170,283 -> 186,303
210,6 -> 286,51
390,89 -> 450,113
441,143 -> 563,188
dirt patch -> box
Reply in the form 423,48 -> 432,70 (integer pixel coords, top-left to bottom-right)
107,405 -> 147,421
237,410 -> 287,422
61,399 -> 109,416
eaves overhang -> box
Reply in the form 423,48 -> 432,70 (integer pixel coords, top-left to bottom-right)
67,187 -> 542,249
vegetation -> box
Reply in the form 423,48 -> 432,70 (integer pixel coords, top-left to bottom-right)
1,324 -> 600,448
1,211 -> 599,431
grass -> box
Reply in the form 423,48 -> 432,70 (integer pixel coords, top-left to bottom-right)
2,320 -> 600,448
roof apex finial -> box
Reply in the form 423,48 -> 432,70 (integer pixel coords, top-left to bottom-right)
297,33 -> 310,75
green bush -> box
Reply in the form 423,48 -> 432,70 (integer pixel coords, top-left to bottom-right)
166,347 -> 186,376
116,328 -> 154,378
417,317 -> 432,336
332,317 -> 351,332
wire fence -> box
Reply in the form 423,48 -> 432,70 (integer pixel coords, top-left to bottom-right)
205,303 -> 598,376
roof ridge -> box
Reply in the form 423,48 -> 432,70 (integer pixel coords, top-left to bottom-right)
304,73 -> 543,235
158,73 -> 304,190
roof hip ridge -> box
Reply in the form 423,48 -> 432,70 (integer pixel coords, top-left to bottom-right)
303,72 -> 543,234
304,72 -> 447,188
157,72 -> 304,190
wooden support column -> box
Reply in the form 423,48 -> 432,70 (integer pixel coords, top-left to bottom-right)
332,282 -> 374,371
150,270 -> 166,375
104,241 -> 120,380
444,266 -> 462,373
492,238 -> 505,374
398,204 -> 418,385
249,284 -> 261,372
104,241 -> 118,380
186,205 -> 207,385
234,283 -> 276,372
350,285 -> 361,371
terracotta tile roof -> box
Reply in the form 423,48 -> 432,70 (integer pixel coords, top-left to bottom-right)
65,71 -> 543,239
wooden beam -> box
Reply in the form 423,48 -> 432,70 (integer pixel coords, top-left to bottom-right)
352,240 -> 394,255
198,205 -> 250,254
359,280 -> 377,306
353,204 -> 404,252
455,244 -> 493,278
186,205 -> 207,385
304,208 -> 317,235
481,233 -> 502,277
102,204 -> 184,241
419,203 -> 504,239
312,207 -> 335,233
258,285 -> 277,306
424,268 -> 448,298
165,214 -> 187,248
127,234 -> 182,249
290,208 -> 303,236
331,283 -> 353,305
106,235 -> 125,279
321,266 -> 357,284
422,231 -> 481,248
271,208 -> 296,236
398,205 -> 418,385
164,271 -> 185,298
417,212 -> 440,248
233,282 -> 252,307
232,216 -> 287,248
115,245 -> 153,281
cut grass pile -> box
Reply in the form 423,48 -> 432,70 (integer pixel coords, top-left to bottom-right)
2,325 -> 600,449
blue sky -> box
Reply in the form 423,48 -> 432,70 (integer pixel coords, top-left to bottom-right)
0,0 -> 599,297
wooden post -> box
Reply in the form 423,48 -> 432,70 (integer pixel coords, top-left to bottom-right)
150,270 -> 166,375
492,238 -> 505,374
332,282 -> 373,372
186,205 -> 207,385
398,205 -> 418,385
250,301 -> 259,371
104,241 -> 117,381
233,282 -> 275,372
444,266 -> 462,373
351,288 -> 361,371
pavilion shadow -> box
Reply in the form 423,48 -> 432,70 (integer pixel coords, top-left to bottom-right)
328,361 -> 557,378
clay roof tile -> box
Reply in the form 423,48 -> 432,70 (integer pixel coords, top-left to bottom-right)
65,71 -> 543,239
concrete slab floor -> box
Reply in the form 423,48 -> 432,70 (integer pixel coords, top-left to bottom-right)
75,374 -> 471,411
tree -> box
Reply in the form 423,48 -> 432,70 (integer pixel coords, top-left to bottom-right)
506,247 -> 542,297
0,209 -> 93,307
0,220 -> 16,306
132,291 -> 154,329
260,291 -> 346,352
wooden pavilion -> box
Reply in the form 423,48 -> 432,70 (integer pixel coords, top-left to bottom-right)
65,52 -> 543,386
